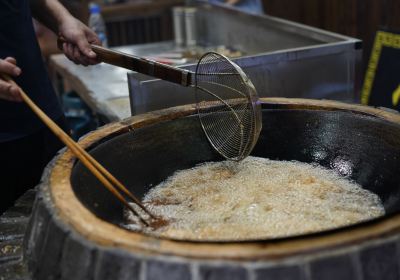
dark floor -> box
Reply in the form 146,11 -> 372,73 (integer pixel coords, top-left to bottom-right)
0,189 -> 35,280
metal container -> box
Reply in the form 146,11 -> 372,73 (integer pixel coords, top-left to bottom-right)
184,7 -> 197,47
128,2 -> 362,115
172,6 -> 185,47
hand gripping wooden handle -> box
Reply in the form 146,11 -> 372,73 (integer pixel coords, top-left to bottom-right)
57,37 -> 191,86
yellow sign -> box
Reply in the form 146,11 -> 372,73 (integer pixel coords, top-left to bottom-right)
361,31 -> 400,105
393,84 -> 400,107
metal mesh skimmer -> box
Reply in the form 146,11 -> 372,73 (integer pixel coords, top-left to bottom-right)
195,52 -> 262,161
62,40 -> 263,161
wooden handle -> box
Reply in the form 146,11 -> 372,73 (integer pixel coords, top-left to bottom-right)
57,37 -> 192,86
1,74 -> 154,225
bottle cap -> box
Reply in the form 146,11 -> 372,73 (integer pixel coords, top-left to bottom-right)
89,3 -> 101,14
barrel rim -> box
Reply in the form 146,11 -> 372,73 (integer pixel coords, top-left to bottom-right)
49,98 -> 400,260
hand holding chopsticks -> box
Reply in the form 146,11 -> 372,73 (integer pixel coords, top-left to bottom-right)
0,74 -> 158,227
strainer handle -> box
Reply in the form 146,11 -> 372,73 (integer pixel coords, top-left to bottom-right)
57,38 -> 192,86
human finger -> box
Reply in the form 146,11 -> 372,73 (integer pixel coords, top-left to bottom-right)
84,32 -> 101,65
75,31 -> 96,59
67,43 -> 88,65
0,79 -> 22,102
4,57 -> 17,66
0,59 -> 21,77
63,43 -> 78,64
72,46 -> 89,66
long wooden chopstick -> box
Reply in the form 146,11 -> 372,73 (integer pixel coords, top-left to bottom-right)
2,74 -> 153,226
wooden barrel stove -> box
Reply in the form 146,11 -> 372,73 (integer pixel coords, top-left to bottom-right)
24,98 -> 400,280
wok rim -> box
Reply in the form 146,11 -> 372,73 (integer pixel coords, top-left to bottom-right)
49,98 -> 400,260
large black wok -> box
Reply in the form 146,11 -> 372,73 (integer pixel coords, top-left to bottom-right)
70,101 -> 400,240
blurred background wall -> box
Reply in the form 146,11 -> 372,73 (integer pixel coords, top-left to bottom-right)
261,0 -> 400,73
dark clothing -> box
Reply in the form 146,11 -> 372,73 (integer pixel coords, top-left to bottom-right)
0,116 -> 68,214
0,1 -> 67,213
0,0 -> 63,142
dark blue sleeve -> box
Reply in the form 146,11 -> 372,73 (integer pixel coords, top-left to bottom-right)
0,0 -> 63,142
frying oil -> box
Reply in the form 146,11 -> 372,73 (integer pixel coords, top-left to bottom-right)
123,157 -> 384,241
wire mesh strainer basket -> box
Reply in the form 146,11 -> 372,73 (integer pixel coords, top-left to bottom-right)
195,52 -> 262,161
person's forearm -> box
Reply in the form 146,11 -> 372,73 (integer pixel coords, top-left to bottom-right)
30,0 -> 73,34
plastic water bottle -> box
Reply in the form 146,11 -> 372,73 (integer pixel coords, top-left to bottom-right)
88,3 -> 108,47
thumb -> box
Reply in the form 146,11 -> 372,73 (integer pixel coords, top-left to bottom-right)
76,34 -> 96,58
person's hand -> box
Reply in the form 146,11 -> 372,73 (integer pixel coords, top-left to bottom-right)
0,57 -> 22,102
58,16 -> 100,66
